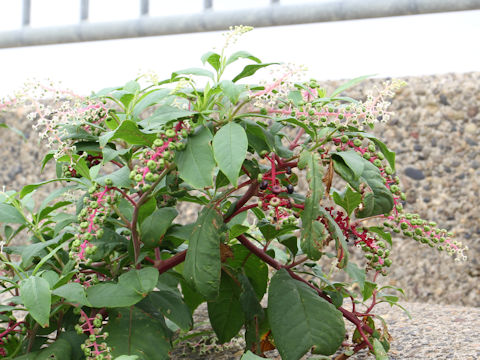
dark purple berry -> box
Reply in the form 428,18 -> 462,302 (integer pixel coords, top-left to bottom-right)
260,180 -> 268,190
286,166 -> 292,175
286,184 -> 294,194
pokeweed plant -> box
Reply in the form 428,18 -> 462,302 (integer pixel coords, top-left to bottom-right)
0,26 -> 468,360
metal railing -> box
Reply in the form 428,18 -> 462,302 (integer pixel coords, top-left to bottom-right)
2,0 -> 480,48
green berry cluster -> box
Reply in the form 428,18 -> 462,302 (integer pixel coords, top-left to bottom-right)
71,183 -> 118,262
129,121 -> 192,191
362,240 -> 392,274
75,312 -> 111,360
384,213 -> 467,260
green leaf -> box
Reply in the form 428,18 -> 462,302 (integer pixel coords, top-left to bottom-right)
87,268 -> 159,308
183,206 -> 223,300
133,88 -> 170,118
362,281 -> 377,301
318,207 -> 349,268
138,105 -> 195,130
343,132 -> 396,171
229,224 -> 249,240
140,207 -> 178,248
288,90 -> 303,106
180,278 -> 205,313
330,74 -> 375,97
21,237 -> 62,267
369,226 -> 392,246
207,273 -> 244,343
96,166 -> 132,188
115,356 -> 140,360
201,51 -> 221,71
238,273 -> 264,322
226,245 -> 268,299
241,351 -> 265,360
0,122 -> 26,139
20,276 -> 51,327
373,338 -> 389,360
104,307 -> 171,360
241,120 -> 274,154
35,338 -> 73,359
268,269 -> 345,358
344,262 -> 366,292
232,63 -> 278,82
175,126 -> 215,189
219,80 -> 245,105
74,157 -> 91,180
301,221 -> 327,261
332,186 -> 362,216
139,290 -> 192,331
172,67 -> 214,80
137,196 -> 157,226
52,283 -> 91,306
0,203 -> 26,224
226,50 -> 261,65
332,151 -> 394,218
300,151 -> 325,260
124,80 -> 141,93
213,122 -> 248,186
331,151 -> 365,180
99,120 -> 157,147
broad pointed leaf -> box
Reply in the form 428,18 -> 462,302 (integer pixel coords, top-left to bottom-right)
20,276 -> 51,327
207,273 -> 244,343
52,283 -> 91,306
140,207 -> 178,248
213,122 -> 248,186
299,151 -> 325,260
175,126 -> 215,189
183,206 -> 223,299
268,269 -> 345,359
104,306 -> 171,360
233,63 -> 278,82
0,204 -> 26,224
332,186 -> 362,216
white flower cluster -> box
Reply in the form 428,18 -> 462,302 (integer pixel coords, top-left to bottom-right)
221,25 -> 253,51
251,63 -> 307,109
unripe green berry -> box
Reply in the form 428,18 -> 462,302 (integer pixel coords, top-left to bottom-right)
134,174 -> 143,182
363,152 -> 371,160
353,139 -> 362,147
368,144 -> 376,152
165,129 -> 176,138
384,259 -> 392,267
145,172 -> 155,182
105,178 -> 113,186
340,135 -> 349,143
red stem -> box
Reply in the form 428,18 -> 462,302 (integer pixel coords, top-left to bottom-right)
112,187 -> 136,206
289,128 -> 305,150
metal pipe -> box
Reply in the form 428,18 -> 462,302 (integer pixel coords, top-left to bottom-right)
22,0 -> 31,26
2,0 -> 480,48
141,0 -> 149,16
204,0 -> 213,11
80,0 -> 89,22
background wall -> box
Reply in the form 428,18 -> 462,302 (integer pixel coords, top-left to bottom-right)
1,71 -> 479,307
